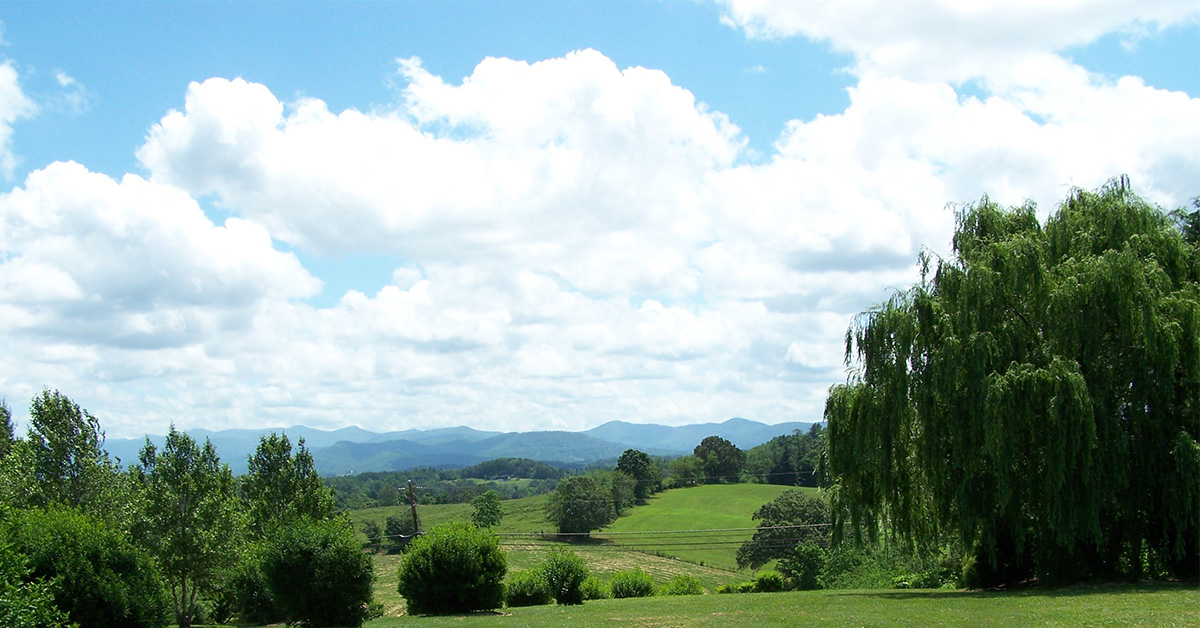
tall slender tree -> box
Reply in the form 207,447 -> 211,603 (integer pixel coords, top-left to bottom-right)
135,426 -> 240,628
241,433 -> 336,538
825,178 -> 1199,584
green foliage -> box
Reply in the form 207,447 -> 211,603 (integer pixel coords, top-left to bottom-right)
397,522 -> 506,615
503,569 -> 553,608
616,449 -> 661,500
461,458 -> 566,481
545,476 -> 614,534
610,568 -> 656,598
753,571 -> 785,592
693,436 -> 746,483
0,538 -> 74,628
540,548 -> 588,605
6,506 -> 169,628
385,514 -> 417,552
666,454 -> 704,488
134,426 -> 240,628
471,490 -> 503,528
18,391 -> 135,528
0,401 -> 13,460
241,433 -> 337,539
736,489 -> 830,569
211,544 -> 281,626
780,543 -> 827,590
744,425 -> 824,487
262,517 -> 375,627
579,575 -> 610,600
826,179 -> 1200,584
661,574 -> 705,596
363,521 -> 383,552
715,581 -> 756,594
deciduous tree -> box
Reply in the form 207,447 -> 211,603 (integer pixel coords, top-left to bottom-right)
825,179 -> 1200,584
135,426 -> 240,628
693,435 -> 745,483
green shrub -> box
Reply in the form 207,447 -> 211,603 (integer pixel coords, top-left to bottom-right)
7,507 -> 169,628
504,569 -> 552,608
754,571 -> 785,592
610,568 -> 656,598
263,517 -> 375,627
715,581 -> 756,594
580,575 -> 610,600
780,543 -> 826,590
211,547 -> 281,625
541,549 -> 588,605
0,539 -> 73,628
661,574 -> 704,596
397,522 -> 506,615
819,547 -> 896,589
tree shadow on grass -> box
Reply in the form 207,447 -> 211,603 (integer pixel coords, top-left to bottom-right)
838,581 -> 1196,601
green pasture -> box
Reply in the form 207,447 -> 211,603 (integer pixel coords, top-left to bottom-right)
364,583 -> 1200,628
599,483 -> 805,570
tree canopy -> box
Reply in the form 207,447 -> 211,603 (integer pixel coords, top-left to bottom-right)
693,435 -> 746,483
825,178 -> 1199,584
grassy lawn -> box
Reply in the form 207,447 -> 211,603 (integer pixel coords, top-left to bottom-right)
599,484 -> 805,570
364,583 -> 1200,628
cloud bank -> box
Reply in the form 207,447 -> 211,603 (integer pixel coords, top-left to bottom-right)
1,5 -> 1197,437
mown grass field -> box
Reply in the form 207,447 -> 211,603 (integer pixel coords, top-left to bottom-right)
363,583 -> 1200,628
599,483 -> 806,570
349,484 -> 793,616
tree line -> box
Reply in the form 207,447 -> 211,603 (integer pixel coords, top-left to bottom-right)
0,390 -> 374,628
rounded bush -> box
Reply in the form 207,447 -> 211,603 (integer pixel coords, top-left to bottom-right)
7,506 -> 170,628
610,568 -> 656,598
541,549 -> 588,605
504,569 -> 552,608
661,574 -> 704,596
262,517 -> 375,627
397,522 -> 506,615
580,575 -> 610,600
753,570 -> 785,592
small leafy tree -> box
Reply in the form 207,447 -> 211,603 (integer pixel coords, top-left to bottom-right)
385,514 -> 417,552
362,521 -> 383,553
396,522 -> 506,615
241,433 -> 336,538
134,426 -> 240,628
471,490 -> 503,528
262,517 -> 374,627
545,476 -> 614,534
693,436 -> 746,483
736,489 -> 829,569
616,449 -> 660,500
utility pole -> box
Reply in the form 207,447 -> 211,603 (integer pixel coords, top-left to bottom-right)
407,480 -> 420,536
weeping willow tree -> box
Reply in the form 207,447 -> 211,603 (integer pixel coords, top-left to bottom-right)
825,177 -> 1199,585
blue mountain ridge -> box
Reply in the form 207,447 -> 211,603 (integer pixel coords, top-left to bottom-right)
104,418 -> 815,476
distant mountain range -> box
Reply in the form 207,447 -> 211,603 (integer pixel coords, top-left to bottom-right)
104,418 -> 814,476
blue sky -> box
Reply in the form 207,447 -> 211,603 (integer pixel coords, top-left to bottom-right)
0,1 -> 1197,438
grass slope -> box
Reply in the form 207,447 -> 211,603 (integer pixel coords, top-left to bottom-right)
600,484 -> 806,570
365,583 -> 1200,628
